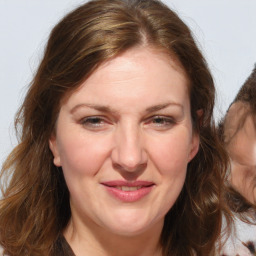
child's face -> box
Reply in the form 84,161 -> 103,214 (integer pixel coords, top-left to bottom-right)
225,102 -> 256,204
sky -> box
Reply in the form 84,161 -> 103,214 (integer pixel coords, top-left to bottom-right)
1,0 -> 256,163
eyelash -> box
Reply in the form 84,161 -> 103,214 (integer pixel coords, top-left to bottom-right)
147,116 -> 176,128
79,115 -> 176,130
80,116 -> 107,128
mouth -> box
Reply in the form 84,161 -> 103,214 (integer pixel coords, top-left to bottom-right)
100,181 -> 155,202
112,185 -> 144,191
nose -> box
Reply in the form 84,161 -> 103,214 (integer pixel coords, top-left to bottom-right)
111,123 -> 148,173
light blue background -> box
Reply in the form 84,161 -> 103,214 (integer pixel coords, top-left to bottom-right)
1,0 -> 256,163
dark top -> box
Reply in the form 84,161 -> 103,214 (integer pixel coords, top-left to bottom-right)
53,235 -> 76,256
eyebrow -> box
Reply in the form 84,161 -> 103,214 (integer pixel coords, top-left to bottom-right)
70,103 -> 117,114
145,102 -> 183,113
70,102 -> 183,114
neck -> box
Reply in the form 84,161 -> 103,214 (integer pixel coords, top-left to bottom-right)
63,216 -> 163,256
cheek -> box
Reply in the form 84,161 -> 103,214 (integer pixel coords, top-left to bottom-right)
57,133 -> 111,177
147,133 -> 192,176
148,135 -> 189,214
228,131 -> 256,166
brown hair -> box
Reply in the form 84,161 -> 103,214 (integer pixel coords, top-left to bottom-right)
218,64 -> 256,214
219,64 -> 256,144
234,64 -> 256,110
0,0 -> 230,255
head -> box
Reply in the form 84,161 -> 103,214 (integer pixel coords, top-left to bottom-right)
1,0 -> 227,255
220,65 -> 256,205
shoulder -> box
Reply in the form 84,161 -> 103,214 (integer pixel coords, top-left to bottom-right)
220,214 -> 256,255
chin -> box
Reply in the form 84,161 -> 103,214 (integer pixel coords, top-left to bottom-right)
102,212 -> 159,237
106,223 -> 151,237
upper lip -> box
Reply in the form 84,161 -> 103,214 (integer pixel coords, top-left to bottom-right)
101,180 -> 155,187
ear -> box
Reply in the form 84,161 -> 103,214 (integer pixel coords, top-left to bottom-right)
49,135 -> 61,167
188,109 -> 203,162
188,132 -> 199,162
196,109 -> 204,127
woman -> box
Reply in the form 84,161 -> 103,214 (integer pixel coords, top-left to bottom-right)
0,0 -> 230,255
219,65 -> 256,255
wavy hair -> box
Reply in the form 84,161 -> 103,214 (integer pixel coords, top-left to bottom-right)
0,0 -> 230,255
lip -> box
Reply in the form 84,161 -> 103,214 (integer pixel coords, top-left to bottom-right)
101,180 -> 155,202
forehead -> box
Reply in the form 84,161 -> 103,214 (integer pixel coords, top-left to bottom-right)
62,46 -> 190,109
93,46 -> 187,81
224,102 -> 250,138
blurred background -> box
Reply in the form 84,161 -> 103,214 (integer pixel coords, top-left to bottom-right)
1,0 -> 256,163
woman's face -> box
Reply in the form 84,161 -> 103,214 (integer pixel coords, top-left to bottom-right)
225,102 -> 256,204
49,47 -> 199,236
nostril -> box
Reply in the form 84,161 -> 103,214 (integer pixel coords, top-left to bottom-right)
112,162 -> 148,179
112,162 -> 147,172
111,147 -> 147,170
112,163 -> 123,171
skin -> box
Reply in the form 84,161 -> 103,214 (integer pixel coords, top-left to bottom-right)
224,101 -> 256,204
49,47 -> 199,256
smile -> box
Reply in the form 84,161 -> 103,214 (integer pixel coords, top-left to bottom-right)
101,181 -> 155,202
115,186 -> 142,191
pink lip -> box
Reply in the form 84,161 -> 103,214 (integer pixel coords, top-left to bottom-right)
101,180 -> 155,202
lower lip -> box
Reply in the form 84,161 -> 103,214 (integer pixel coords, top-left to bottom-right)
103,186 -> 154,202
